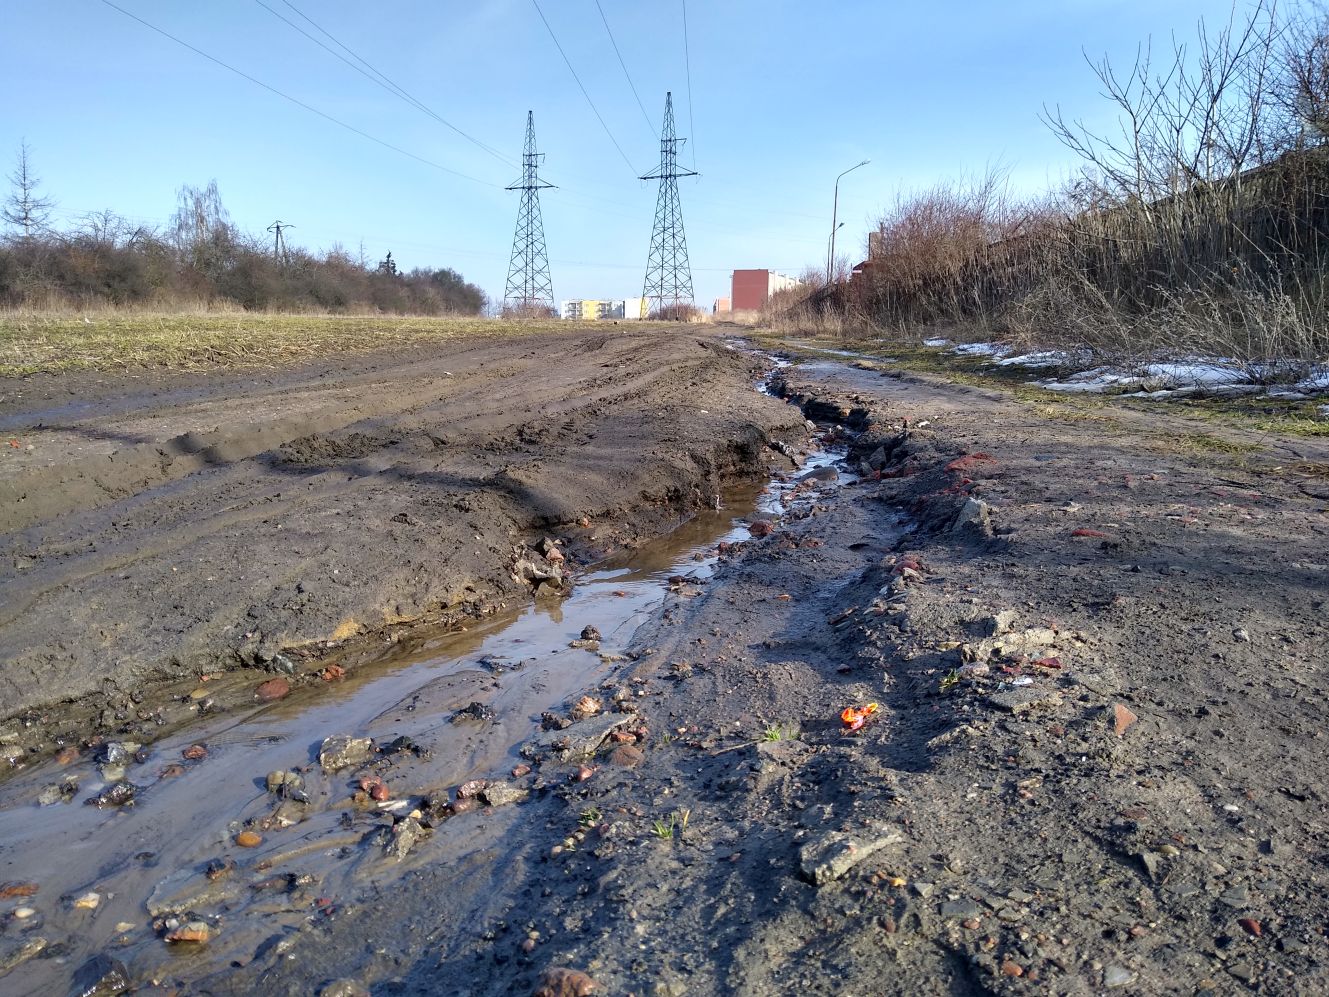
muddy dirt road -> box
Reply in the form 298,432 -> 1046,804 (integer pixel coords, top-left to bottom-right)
3,331 -> 1329,995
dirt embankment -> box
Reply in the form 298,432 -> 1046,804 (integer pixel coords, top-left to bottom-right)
192,356 -> 1329,995
0,330 -> 804,747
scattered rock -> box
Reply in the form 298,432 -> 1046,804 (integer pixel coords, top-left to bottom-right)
456,779 -> 488,800
799,825 -> 905,885
479,782 -> 528,807
235,830 -> 263,848
940,899 -> 983,919
182,744 -> 208,760
1103,965 -> 1136,989
952,497 -> 991,534
570,695 -> 602,721
36,776 -> 79,806
1113,703 -> 1138,736
85,782 -> 135,809
511,764 -> 532,778
0,881 -> 38,899
255,677 -> 291,701
523,713 -> 632,763
534,966 -> 599,997
580,625 -> 602,641
319,735 -> 375,773
451,701 -> 496,724
384,816 -> 426,861
0,936 -> 47,974
73,891 -> 102,910
1238,917 -> 1262,937
320,980 -> 371,997
71,953 -> 132,996
1233,627 -> 1251,642
748,519 -> 776,538
609,745 -> 645,767
982,610 -> 1019,636
164,921 -> 212,945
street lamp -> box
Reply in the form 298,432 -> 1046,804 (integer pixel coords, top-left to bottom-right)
825,222 -> 844,284
827,159 -> 869,286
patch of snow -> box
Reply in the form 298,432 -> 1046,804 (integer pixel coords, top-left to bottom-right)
952,342 -> 1012,358
1141,361 -> 1249,388
922,337 -> 951,347
997,351 -> 1069,369
1298,369 -> 1329,391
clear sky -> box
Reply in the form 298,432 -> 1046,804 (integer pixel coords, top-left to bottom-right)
0,0 -> 1282,309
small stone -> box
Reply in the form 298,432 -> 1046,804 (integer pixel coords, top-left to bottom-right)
609,745 -> 644,767
1113,703 -> 1138,737
86,782 -> 135,809
1238,917 -> 1262,937
456,779 -> 488,800
799,826 -> 905,885
164,921 -> 212,944
318,735 -> 375,773
580,625 -> 602,642
54,746 -> 79,766
575,765 -> 595,782
534,966 -> 599,997
255,678 -> 291,702
1233,628 -> 1251,642
570,696 -> 602,721
512,764 -> 532,778
369,782 -> 390,802
182,744 -> 207,760
1001,960 -> 1024,977
912,881 -> 935,898
748,520 -> 775,538
13,907 -> 35,919
962,917 -> 981,930
73,891 -> 101,910
1103,965 -> 1135,988
940,899 -> 982,919
479,782 -> 528,807
235,831 -> 262,848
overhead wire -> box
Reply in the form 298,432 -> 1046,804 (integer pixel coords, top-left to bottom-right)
98,0 -> 500,188
681,0 -> 697,171
594,0 -> 656,140
529,0 -> 639,176
262,0 -> 515,168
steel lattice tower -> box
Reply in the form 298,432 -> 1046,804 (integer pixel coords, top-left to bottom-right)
504,111 -> 555,313
641,91 -> 698,316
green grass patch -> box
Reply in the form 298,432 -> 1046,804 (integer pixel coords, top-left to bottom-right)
0,312 -> 664,376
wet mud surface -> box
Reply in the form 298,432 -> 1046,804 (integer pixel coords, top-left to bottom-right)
4,333 -> 1329,995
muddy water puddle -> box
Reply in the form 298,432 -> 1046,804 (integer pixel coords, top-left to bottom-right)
0,432 -> 850,992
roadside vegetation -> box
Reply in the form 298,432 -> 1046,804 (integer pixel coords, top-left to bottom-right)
766,0 -> 1329,382
0,171 -> 486,316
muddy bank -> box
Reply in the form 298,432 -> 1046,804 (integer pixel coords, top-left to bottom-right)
0,330 -> 805,752
178,352 -> 1329,996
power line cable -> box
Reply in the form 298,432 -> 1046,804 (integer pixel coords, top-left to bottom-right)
682,0 -> 697,171
594,0 -> 656,140
530,0 -> 638,175
262,0 -> 515,168
98,0 -> 499,188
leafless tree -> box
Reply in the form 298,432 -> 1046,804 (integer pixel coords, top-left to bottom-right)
2,141 -> 56,240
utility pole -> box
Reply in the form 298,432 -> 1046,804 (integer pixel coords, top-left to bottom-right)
504,111 -> 555,314
267,220 -> 294,265
641,91 -> 698,318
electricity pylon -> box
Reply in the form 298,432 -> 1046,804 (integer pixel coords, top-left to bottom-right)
641,91 -> 697,317
504,111 -> 555,314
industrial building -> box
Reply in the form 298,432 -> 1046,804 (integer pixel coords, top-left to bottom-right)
730,270 -> 801,311
559,298 -> 647,321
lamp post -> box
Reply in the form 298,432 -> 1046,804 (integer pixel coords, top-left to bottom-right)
825,222 -> 844,285
827,159 -> 869,286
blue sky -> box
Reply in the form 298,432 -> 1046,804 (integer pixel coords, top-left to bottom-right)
0,0 -> 1275,308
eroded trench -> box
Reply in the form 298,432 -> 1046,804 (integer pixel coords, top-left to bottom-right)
0,360 -> 860,993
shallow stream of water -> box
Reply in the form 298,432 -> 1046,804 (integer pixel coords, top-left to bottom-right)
0,389 -> 849,993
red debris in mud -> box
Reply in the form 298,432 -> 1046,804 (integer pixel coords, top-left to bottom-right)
0,882 -> 38,899
320,664 -> 346,682
182,744 -> 207,760
159,764 -> 185,778
1071,528 -> 1110,538
1113,703 -> 1138,737
369,782 -> 390,802
841,703 -> 880,732
255,678 -> 290,701
54,746 -> 79,766
574,765 -> 596,782
512,764 -> 532,778
944,453 -> 997,474
748,520 -> 775,538
1032,656 -> 1063,669
1239,917 -> 1262,937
